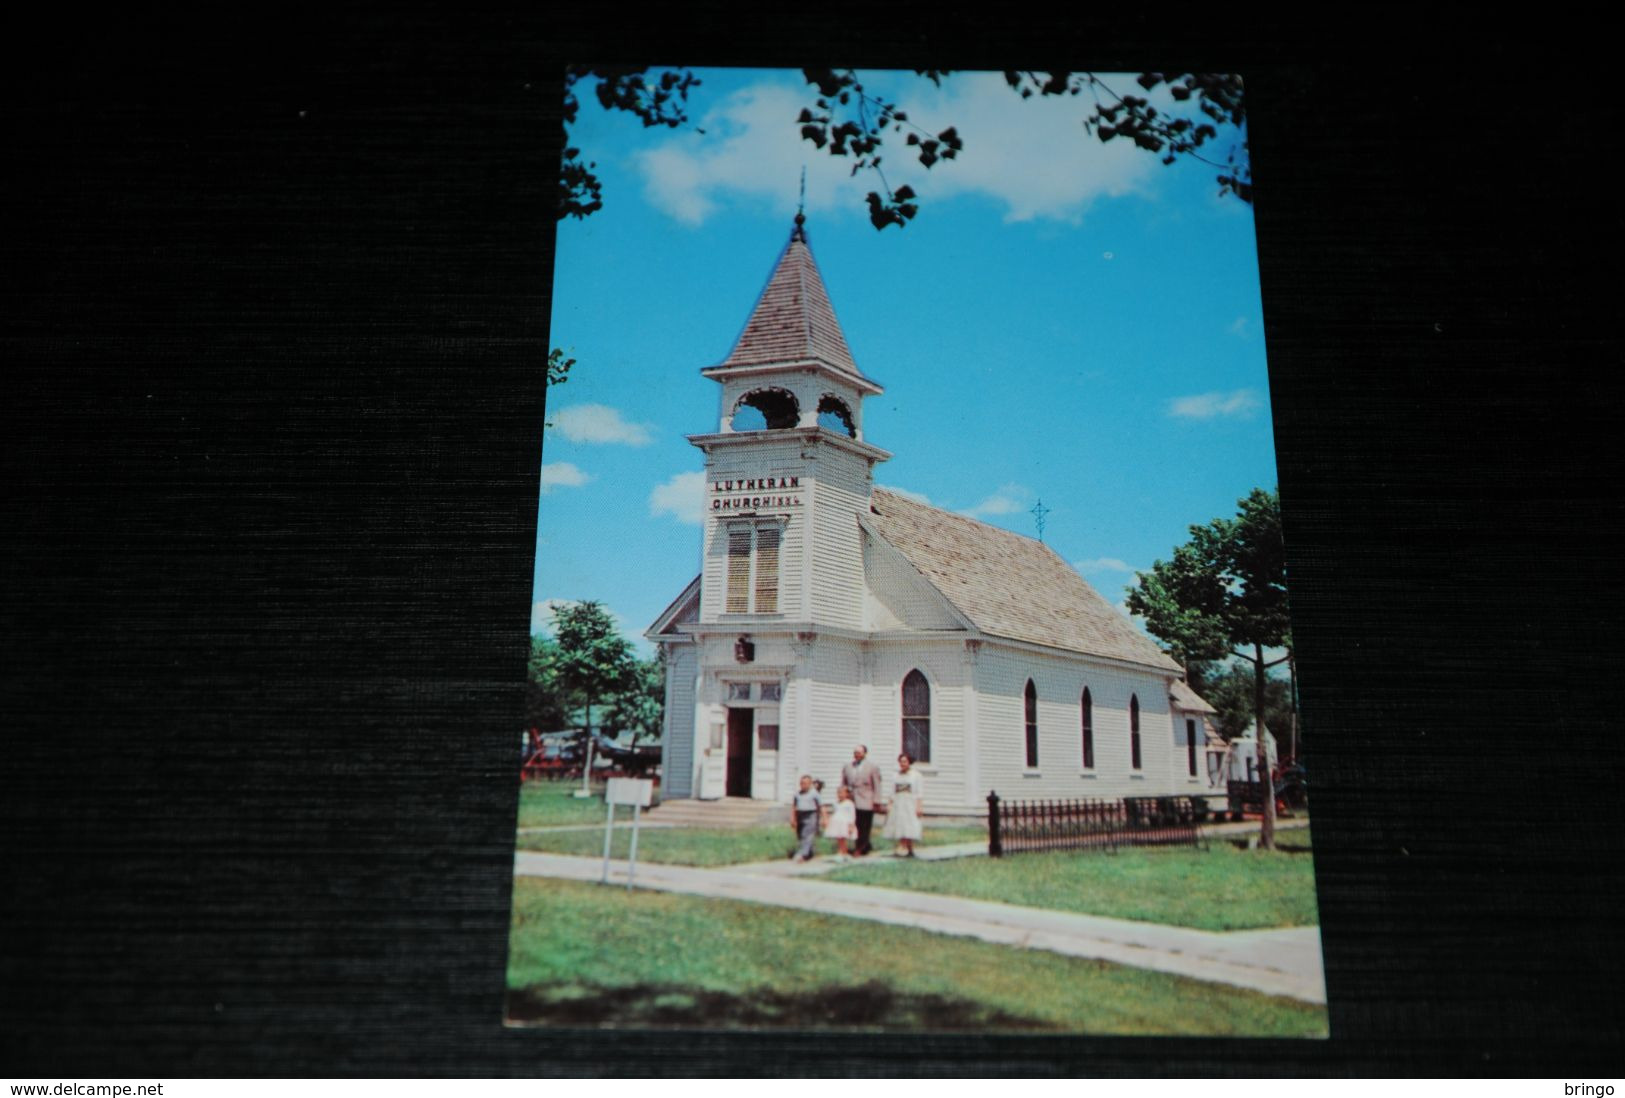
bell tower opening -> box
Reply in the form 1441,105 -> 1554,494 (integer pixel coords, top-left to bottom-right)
816,395 -> 856,437
730,388 -> 800,432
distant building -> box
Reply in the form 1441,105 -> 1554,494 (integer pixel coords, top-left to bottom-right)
647,218 -> 1214,812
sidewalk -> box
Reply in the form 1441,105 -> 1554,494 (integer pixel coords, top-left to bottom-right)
514,849 -> 1326,1005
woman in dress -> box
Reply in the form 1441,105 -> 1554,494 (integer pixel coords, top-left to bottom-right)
882,754 -> 924,857
824,785 -> 858,860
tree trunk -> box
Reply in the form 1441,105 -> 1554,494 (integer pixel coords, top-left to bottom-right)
1255,643 -> 1276,850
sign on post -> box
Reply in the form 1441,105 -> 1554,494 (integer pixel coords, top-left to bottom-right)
600,777 -> 655,889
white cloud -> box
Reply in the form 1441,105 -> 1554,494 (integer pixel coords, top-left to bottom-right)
1075,557 -> 1134,574
540,462 -> 590,493
884,485 -> 932,505
649,471 -> 707,525
960,482 -> 1031,518
633,72 -> 1159,228
1168,389 -> 1261,420
1228,316 -> 1249,338
549,404 -> 654,446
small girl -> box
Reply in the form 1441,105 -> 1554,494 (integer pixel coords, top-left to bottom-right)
823,785 -> 859,860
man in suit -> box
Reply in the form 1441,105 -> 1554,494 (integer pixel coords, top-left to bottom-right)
840,744 -> 884,856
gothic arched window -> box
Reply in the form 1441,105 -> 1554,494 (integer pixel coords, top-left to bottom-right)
1024,680 -> 1039,768
901,670 -> 931,763
1081,687 -> 1094,770
1130,693 -> 1142,770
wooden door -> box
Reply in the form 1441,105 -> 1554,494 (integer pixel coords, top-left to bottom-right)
725,707 -> 753,797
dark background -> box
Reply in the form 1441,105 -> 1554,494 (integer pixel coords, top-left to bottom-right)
6,11 -> 1622,1077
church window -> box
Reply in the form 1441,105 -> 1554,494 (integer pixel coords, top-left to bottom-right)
753,526 -> 780,612
726,528 -> 752,612
1130,693 -> 1142,770
732,388 -> 799,431
724,522 -> 782,615
816,395 -> 856,437
1024,680 -> 1039,767
726,681 -> 752,702
759,682 -> 782,702
1081,687 -> 1095,769
901,670 -> 931,763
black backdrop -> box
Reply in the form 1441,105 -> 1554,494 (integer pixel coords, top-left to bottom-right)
6,11 -> 1622,1077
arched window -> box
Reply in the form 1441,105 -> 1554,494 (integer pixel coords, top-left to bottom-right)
901,670 -> 931,763
816,395 -> 856,437
1081,687 -> 1094,769
1129,693 -> 1142,770
731,388 -> 799,431
1024,680 -> 1039,768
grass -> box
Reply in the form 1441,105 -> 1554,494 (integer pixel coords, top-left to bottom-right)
516,821 -> 988,867
822,828 -> 1318,930
516,779 -> 644,828
505,878 -> 1327,1036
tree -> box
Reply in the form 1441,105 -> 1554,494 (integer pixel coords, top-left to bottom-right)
1126,488 -> 1290,847
1202,663 -> 1294,745
524,634 -> 569,734
547,600 -> 639,768
601,651 -> 665,745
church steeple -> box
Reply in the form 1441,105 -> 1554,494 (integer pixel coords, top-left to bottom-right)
714,219 -> 877,388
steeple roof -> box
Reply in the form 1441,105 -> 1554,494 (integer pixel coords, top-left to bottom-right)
718,220 -> 872,382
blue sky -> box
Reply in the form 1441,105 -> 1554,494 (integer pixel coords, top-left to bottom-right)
533,68 -> 1276,655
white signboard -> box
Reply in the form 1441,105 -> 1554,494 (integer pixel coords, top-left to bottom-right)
606,777 -> 653,808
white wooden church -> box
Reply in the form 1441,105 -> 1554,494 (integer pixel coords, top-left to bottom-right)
647,217 -> 1216,814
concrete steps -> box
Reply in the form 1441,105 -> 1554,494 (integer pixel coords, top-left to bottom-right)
642,796 -> 783,830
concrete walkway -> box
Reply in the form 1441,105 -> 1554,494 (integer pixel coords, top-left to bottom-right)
514,848 -> 1326,1005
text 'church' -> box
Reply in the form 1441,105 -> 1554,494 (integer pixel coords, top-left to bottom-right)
646,217 -> 1215,813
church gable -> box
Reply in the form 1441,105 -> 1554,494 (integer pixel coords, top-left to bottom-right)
646,575 -> 701,638
860,523 -> 969,632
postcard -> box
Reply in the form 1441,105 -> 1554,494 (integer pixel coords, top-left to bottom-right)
506,66 -> 1325,1037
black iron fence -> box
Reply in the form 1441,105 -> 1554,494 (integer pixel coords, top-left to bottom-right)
986,792 -> 1206,856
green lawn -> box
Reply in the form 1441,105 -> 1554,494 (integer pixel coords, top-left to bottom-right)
506,878 -> 1327,1036
516,820 -> 988,867
822,830 -> 1318,930
516,780 -> 629,828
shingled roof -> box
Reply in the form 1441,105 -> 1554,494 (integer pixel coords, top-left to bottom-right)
718,223 -> 872,382
864,487 -> 1182,673
1169,678 -> 1217,714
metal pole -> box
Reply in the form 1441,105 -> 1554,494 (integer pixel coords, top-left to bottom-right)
627,802 -> 641,890
600,799 -> 616,885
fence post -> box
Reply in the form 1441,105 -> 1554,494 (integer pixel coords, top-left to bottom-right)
987,791 -> 1002,858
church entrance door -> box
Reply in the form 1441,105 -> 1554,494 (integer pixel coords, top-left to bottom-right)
725,707 -> 754,797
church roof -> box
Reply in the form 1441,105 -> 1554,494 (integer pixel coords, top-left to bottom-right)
865,487 -> 1182,673
718,223 -> 872,382
1170,678 -> 1217,714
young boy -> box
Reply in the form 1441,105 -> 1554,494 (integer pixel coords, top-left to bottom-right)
789,774 -> 823,862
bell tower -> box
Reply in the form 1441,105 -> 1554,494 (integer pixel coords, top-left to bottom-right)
687,215 -> 891,630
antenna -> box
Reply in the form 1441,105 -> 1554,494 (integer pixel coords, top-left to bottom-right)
1030,498 -> 1051,542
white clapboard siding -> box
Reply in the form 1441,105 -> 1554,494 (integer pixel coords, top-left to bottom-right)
661,643 -> 698,798
868,642 -> 967,811
809,449 -> 873,629
973,643 -> 1177,805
